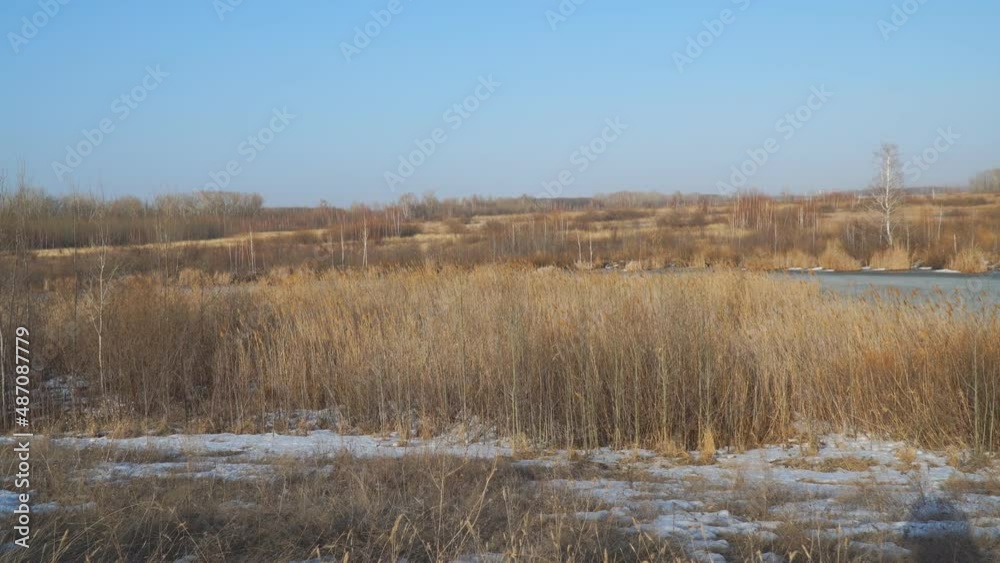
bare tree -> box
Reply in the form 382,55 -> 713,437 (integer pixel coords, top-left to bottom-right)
970,168 -> 1000,193
868,142 -> 904,246
361,215 -> 369,269
84,229 -> 120,396
0,167 -> 8,208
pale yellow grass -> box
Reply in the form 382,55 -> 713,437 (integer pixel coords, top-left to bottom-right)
869,246 -> 911,270
37,267 -> 1000,452
947,248 -> 989,273
32,228 -> 325,257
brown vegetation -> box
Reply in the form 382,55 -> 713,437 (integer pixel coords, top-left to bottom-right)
10,266 -> 998,452
948,248 -> 990,273
1,181 -> 997,563
0,443 -> 679,562
868,246 -> 911,270
3,179 -> 998,279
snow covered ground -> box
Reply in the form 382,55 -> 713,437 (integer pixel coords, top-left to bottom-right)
544,437 -> 1000,561
2,430 -> 997,562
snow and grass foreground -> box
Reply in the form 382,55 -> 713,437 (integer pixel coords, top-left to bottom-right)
3,429 -> 999,562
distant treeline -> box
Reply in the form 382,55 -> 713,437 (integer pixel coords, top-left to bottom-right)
0,171 -> 780,252
970,169 -> 1000,193
2,157 -> 997,279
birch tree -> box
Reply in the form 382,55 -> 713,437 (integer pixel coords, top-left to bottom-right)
84,229 -> 119,396
868,143 -> 904,246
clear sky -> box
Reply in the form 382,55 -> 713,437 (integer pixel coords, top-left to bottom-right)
2,0 -> 998,206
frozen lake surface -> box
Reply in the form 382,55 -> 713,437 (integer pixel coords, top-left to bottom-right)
778,270 -> 999,306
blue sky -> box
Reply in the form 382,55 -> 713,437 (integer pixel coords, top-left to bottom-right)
2,0 -> 998,206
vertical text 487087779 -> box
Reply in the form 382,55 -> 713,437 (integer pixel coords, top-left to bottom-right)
10,327 -> 34,549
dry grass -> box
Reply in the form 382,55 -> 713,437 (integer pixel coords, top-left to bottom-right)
623,260 -> 644,272
942,473 -> 1000,496
0,446 -> 683,562
818,240 -> 861,271
946,449 -> 996,472
868,246 -> 911,270
836,476 -> 908,517
893,446 -> 919,472
7,190 -> 999,283
775,456 -> 878,473
947,248 -> 990,273
20,267 -> 1000,454
718,472 -> 819,521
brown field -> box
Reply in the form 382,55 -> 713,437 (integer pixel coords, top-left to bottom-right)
1,187 -> 998,562
3,189 -> 999,285
1,188 -> 998,448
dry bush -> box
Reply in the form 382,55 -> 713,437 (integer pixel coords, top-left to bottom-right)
945,449 -> 995,473
177,267 -> 210,287
33,267 -> 1000,453
942,473 -> 1000,496
738,253 -> 782,271
748,250 -> 816,271
443,217 -> 470,235
947,248 -> 989,273
868,246 -> 911,270
818,240 -> 860,271
623,260 -> 644,272
894,446 -> 918,471
685,252 -> 708,268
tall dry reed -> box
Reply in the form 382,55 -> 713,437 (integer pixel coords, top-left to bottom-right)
37,267 -> 1000,451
